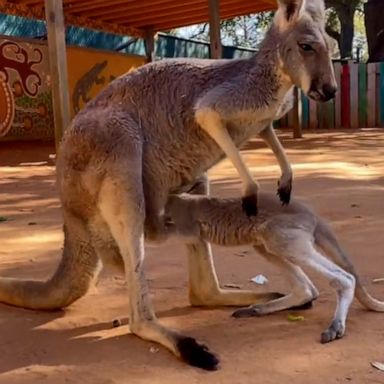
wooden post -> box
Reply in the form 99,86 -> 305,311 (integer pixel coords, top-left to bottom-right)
349,63 -> 359,129
208,0 -> 222,59
367,63 -> 377,128
292,87 -> 302,138
309,98 -> 318,129
334,62 -> 342,128
358,63 -> 367,128
144,29 -> 156,62
45,0 -> 70,153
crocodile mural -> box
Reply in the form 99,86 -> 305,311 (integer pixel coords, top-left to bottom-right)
72,60 -> 108,113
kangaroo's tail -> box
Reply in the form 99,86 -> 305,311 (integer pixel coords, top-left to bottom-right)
0,214 -> 100,310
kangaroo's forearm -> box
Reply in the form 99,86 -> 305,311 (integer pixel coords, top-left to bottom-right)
259,124 -> 292,177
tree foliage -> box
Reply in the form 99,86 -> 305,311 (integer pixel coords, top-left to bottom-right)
173,12 -> 273,48
173,1 -> 368,60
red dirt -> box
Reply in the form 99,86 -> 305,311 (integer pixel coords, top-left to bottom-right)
0,130 -> 384,384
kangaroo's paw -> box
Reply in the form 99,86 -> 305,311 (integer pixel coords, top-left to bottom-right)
232,305 -> 263,318
277,177 -> 292,205
321,320 -> 345,344
241,193 -> 258,217
177,337 -> 219,371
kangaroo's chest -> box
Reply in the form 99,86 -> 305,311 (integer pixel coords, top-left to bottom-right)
224,107 -> 278,148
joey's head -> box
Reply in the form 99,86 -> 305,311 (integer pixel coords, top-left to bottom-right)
273,0 -> 337,102
164,194 -> 200,238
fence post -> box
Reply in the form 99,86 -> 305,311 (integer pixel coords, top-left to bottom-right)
334,62 -> 342,128
292,87 -> 302,138
367,63 -> 377,128
45,0 -> 70,152
358,63 -> 367,128
341,64 -> 351,128
350,63 -> 359,129
309,98 -> 317,130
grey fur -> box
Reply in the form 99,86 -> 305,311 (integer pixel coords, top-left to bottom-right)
165,191 -> 384,342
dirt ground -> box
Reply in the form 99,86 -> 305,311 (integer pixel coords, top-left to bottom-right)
1,129 -> 384,384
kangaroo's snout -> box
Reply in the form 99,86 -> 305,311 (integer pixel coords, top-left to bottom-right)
308,81 -> 337,102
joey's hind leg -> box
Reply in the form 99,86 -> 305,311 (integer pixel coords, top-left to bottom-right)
232,248 -> 317,318
257,230 -> 355,343
185,175 -> 283,307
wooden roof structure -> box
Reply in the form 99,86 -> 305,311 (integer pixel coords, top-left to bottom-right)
1,0 -> 276,38
0,0 -> 278,148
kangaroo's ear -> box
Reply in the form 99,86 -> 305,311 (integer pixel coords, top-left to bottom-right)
275,0 -> 306,29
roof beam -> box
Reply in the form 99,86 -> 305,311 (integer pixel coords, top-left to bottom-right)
85,0 -> 207,19
112,1 -> 272,25
64,0 -> 137,13
93,0 -> 254,21
0,1 -> 145,37
152,4 -> 273,31
44,0 -> 70,151
208,0 -> 222,59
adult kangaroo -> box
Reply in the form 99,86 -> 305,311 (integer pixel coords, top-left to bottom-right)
0,0 -> 336,370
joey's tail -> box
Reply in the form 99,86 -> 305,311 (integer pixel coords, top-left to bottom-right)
315,219 -> 384,312
0,215 -> 100,310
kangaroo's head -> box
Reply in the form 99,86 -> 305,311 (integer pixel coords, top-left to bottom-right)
273,0 -> 337,102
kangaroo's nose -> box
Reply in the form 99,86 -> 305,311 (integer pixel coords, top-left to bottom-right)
322,84 -> 337,101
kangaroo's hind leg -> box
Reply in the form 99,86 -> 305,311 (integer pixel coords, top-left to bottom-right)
98,139 -> 218,370
185,174 -> 283,307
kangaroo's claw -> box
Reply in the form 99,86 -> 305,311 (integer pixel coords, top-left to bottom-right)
241,193 -> 258,217
277,177 -> 292,205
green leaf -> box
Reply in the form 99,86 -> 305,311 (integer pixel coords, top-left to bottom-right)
287,314 -> 305,322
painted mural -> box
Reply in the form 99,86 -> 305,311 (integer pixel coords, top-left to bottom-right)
0,39 -> 53,140
0,35 -> 146,141
66,46 -> 145,116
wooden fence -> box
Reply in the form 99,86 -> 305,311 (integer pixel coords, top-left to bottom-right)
280,61 -> 384,133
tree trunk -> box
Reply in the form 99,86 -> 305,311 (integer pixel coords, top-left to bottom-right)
365,0 -> 384,63
338,6 -> 355,59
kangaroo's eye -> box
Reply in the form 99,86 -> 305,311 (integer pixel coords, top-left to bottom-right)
298,43 -> 314,52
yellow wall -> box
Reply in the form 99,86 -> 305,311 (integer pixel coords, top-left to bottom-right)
67,46 -> 146,116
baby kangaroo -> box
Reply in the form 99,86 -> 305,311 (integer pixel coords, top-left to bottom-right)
165,193 -> 384,343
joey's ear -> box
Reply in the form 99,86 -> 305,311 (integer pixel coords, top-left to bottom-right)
275,0 -> 306,29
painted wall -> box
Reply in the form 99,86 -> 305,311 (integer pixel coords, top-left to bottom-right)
0,35 -> 145,141
67,46 -> 145,116
0,38 -> 52,140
